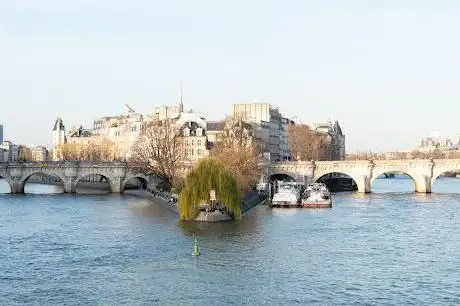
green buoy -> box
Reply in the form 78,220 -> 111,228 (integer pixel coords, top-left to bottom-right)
191,237 -> 200,256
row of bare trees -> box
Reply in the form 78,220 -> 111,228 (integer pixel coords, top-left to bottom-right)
55,139 -> 117,161
287,124 -> 331,161
346,149 -> 460,160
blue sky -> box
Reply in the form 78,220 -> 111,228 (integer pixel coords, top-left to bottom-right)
1,0 -> 460,152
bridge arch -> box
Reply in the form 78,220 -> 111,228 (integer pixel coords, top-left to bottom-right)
0,174 -> 13,193
269,173 -> 296,182
75,173 -> 113,193
18,172 -> 65,194
314,172 -> 358,192
431,168 -> 460,193
313,171 -> 360,192
121,175 -> 150,192
371,170 -> 416,193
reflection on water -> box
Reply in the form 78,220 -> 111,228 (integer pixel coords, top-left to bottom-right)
372,175 -> 415,193
0,178 -> 11,193
25,184 -> 64,194
1,177 -> 460,304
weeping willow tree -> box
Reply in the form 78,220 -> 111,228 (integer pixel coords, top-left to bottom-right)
179,157 -> 241,221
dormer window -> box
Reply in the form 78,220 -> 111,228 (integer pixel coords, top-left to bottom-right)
183,127 -> 190,137
196,127 -> 203,136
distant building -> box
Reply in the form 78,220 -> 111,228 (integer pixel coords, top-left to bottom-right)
206,118 -> 258,152
151,104 -> 210,163
419,131 -> 458,152
153,104 -> 183,121
0,124 -> 3,144
52,117 -> 66,160
31,146 -> 48,161
19,146 -> 32,162
232,102 -> 285,161
308,121 -> 346,160
52,106 -> 144,161
281,117 -> 295,161
0,141 -> 19,162
0,148 -> 6,163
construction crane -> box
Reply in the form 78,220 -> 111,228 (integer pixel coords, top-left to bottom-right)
125,104 -> 135,113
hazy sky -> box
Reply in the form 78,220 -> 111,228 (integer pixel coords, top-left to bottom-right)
1,0 -> 460,152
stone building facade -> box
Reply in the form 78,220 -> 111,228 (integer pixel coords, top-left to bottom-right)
51,102 -> 345,163
52,107 -> 144,161
169,110 -> 209,163
31,146 -> 48,161
232,102 -> 288,161
419,131 -> 459,152
0,141 -> 19,162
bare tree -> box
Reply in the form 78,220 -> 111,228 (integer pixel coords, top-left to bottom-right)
210,116 -> 261,194
131,119 -> 186,189
56,139 -> 116,161
215,116 -> 256,150
287,124 -> 330,161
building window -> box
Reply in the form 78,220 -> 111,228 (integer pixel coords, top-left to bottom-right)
191,140 -> 194,146
197,149 -> 201,155
197,140 -> 201,146
191,149 -> 194,155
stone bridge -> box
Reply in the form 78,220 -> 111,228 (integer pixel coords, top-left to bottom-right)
0,161 -> 155,194
265,159 -> 460,193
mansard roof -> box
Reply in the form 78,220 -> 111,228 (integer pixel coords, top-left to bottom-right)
178,121 -> 206,136
174,112 -> 207,130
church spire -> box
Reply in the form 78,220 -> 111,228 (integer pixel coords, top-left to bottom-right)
179,80 -> 184,113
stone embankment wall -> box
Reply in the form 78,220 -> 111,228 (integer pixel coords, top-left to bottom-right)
241,192 -> 268,215
125,188 -> 179,214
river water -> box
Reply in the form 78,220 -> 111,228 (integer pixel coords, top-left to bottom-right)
0,177 -> 459,305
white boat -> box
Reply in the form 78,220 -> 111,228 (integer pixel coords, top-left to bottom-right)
301,183 -> 332,208
270,181 -> 304,207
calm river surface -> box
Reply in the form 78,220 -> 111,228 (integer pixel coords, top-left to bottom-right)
1,177 -> 460,305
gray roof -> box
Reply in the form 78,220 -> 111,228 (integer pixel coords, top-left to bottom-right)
207,121 -> 225,131
333,121 -> 343,136
53,118 -> 65,131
